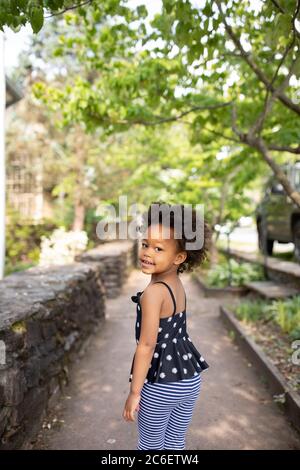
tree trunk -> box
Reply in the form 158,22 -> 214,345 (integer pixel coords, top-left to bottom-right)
72,197 -> 85,231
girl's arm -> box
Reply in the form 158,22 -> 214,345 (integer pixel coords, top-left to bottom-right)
130,284 -> 164,396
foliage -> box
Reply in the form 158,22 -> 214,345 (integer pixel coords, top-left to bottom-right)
5,0 -> 300,236
26,0 -> 300,209
5,204 -> 58,275
0,0 -> 90,33
206,258 -> 265,287
235,298 -> 273,323
265,296 -> 300,340
235,295 -> 300,340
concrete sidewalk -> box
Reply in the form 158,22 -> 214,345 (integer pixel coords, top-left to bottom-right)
33,269 -> 300,450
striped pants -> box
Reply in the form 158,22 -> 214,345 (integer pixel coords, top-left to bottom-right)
136,373 -> 202,450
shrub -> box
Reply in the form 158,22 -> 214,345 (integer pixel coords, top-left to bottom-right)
235,295 -> 300,340
206,258 -> 265,287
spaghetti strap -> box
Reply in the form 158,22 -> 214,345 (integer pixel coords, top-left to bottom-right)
153,281 -> 177,316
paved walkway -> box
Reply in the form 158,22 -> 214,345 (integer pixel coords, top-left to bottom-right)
33,269 -> 300,450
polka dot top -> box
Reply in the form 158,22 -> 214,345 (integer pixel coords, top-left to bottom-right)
129,280 -> 209,384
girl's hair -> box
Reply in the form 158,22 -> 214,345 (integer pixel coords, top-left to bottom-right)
141,201 -> 212,274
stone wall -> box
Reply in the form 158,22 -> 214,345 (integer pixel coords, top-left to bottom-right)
266,267 -> 300,290
77,240 -> 139,298
0,239 -> 137,449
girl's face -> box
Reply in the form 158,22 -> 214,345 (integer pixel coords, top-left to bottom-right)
139,223 -> 186,275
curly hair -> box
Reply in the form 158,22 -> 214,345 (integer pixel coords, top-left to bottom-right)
141,201 -> 212,274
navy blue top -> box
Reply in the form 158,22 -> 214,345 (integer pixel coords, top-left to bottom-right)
129,280 -> 209,384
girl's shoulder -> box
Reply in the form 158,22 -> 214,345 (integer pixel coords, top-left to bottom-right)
140,282 -> 166,301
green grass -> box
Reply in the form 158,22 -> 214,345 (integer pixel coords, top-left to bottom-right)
235,295 -> 300,340
271,251 -> 295,262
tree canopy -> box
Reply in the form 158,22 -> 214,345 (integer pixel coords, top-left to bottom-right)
4,1 -> 300,212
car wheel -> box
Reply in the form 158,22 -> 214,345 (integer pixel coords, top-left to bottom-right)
257,220 -> 274,255
292,220 -> 300,262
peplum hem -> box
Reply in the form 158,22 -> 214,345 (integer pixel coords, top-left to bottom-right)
129,336 -> 209,384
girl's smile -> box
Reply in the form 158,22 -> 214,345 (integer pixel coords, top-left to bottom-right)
140,258 -> 155,267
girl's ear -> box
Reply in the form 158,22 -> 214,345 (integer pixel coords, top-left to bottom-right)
179,250 -> 187,264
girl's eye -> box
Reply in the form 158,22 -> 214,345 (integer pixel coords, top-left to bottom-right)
142,243 -> 162,251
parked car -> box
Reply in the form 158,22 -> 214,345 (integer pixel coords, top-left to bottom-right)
255,161 -> 300,261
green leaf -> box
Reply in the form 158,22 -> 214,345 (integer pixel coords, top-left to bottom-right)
30,6 -> 44,33
136,5 -> 148,18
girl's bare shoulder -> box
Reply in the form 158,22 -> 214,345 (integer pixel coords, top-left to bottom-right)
140,282 -> 167,304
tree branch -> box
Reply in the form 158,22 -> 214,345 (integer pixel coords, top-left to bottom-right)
270,0 -> 285,14
248,53 -> 300,137
254,137 -> 300,207
200,126 -> 241,144
97,101 -> 233,127
230,103 -> 300,208
44,0 -> 94,18
215,0 -> 300,116
248,0 -> 300,133
268,144 -> 300,154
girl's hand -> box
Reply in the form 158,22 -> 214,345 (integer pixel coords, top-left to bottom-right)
122,392 -> 141,422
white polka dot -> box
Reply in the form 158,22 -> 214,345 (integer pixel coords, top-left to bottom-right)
166,355 -> 172,361
180,312 -> 183,317
177,351 -> 180,355
160,362 -> 162,366
172,368 -> 177,374
183,368 -> 187,374
194,372 -> 198,376
144,378 -> 148,383
179,328 -> 182,333
154,352 -> 159,358
182,354 -> 188,360
160,372 -> 166,378
161,343 -> 167,348
164,333 -> 169,338
154,371 -> 157,376
188,337 -> 192,342
200,356 -> 205,362
196,362 -> 200,367
183,320 -> 186,324
167,317 -> 172,322
188,353 -> 192,359
173,322 -> 177,327
137,322 -> 139,327
172,338 -> 177,343
158,327 -> 162,332
183,337 -> 186,341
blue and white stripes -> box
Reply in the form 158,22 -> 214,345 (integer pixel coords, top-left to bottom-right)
136,372 -> 202,450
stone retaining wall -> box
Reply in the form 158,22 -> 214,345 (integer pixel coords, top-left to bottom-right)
77,240 -> 139,298
0,239 -> 138,449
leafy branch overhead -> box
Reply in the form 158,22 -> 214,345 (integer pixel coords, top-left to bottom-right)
4,0 -> 300,208
0,0 -> 93,33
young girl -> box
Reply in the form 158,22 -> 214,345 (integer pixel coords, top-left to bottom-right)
122,202 -> 212,450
